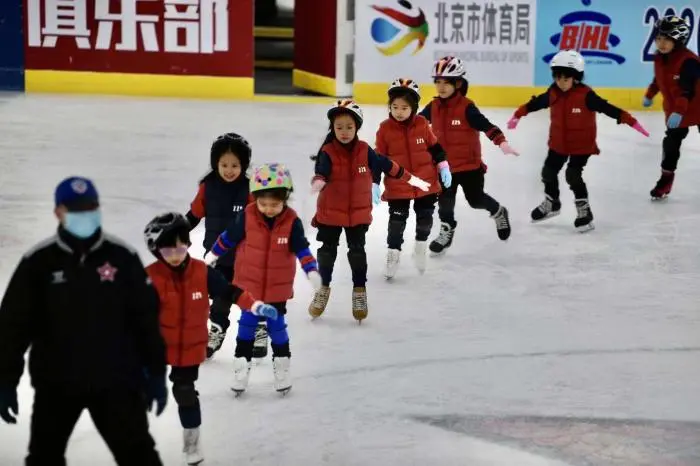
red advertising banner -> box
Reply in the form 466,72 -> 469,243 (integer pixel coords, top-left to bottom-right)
24,0 -> 253,78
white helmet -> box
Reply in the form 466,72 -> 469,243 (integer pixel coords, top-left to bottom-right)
550,49 -> 585,73
432,56 -> 466,78
388,78 -> 420,100
327,99 -> 364,128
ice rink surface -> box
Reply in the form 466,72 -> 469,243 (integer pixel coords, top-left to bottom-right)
0,93 -> 699,465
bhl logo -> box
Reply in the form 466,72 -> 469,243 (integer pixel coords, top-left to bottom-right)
451,119 -> 461,126
416,137 -> 425,144
232,205 -> 243,212
277,237 -> 288,245
571,108 -> 581,113
192,291 -> 203,300
358,166 -> 367,173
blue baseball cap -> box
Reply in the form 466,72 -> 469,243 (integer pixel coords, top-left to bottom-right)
54,176 -> 100,211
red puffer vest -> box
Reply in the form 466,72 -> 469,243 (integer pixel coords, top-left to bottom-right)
548,84 -> 599,156
147,258 -> 209,367
654,47 -> 700,127
315,139 -> 373,227
234,204 -> 297,303
376,115 -> 441,200
430,94 -> 482,172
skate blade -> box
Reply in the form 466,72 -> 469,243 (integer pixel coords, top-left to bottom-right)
231,388 -> 245,397
531,211 -> 561,223
576,223 -> 595,233
651,194 -> 668,201
277,387 -> 292,396
186,458 -> 204,466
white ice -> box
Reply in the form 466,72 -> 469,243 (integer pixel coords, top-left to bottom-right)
0,93 -> 699,465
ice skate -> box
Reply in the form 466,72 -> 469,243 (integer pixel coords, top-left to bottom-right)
309,285 -> 331,318
252,323 -> 268,359
429,221 -> 456,254
231,357 -> 252,395
650,170 -> 674,200
384,249 -> 400,279
272,356 -> 292,394
206,323 -> 226,359
352,287 -> 368,323
491,206 -> 511,240
574,199 -> 594,232
531,195 -> 561,222
412,241 -> 427,274
183,427 -> 203,465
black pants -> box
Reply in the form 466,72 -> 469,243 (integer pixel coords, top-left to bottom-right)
170,365 -> 200,429
210,263 -> 234,331
661,126 -> 699,171
541,150 -> 591,200
26,387 -> 162,466
438,167 -> 500,227
316,224 -> 369,287
387,194 -> 438,250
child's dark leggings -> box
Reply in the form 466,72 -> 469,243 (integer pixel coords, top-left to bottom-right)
661,126 -> 699,171
541,150 -> 591,199
316,224 -> 369,287
209,263 -> 234,331
170,365 -> 200,429
387,194 -> 438,250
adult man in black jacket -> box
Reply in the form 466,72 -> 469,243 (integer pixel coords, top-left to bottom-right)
0,176 -> 168,466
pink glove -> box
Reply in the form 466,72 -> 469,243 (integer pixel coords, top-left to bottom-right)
499,142 -> 519,156
632,121 -> 650,137
506,115 -> 520,130
311,178 -> 326,193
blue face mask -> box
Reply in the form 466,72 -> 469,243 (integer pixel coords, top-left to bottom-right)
63,210 -> 102,239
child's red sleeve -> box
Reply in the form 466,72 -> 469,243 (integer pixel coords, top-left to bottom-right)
645,78 -> 659,100
189,183 -> 206,218
426,124 -> 439,147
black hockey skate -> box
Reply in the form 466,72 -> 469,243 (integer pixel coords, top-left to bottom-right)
650,170 -> 674,200
531,195 -> 561,222
574,199 -> 594,232
429,221 -> 456,254
252,323 -> 268,359
206,323 -> 226,359
491,206 -> 511,240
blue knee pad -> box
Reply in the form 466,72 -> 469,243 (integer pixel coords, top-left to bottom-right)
237,311 -> 260,340
266,315 -> 288,345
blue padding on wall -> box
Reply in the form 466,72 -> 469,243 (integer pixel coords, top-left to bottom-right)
0,0 -> 24,91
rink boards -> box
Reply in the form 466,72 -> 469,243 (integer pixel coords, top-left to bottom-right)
1,0 -> 700,108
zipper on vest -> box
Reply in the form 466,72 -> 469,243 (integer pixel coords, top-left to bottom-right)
174,274 -> 186,367
403,126 -> 417,196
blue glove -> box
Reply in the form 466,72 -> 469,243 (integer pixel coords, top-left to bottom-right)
143,370 -> 167,416
667,112 -> 682,129
439,166 -> 452,188
372,184 -> 381,205
0,387 -> 18,424
642,97 -> 653,107
252,302 -> 279,320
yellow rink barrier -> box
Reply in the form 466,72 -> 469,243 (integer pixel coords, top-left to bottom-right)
25,70 -> 255,99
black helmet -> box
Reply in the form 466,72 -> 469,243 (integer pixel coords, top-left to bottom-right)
144,212 -> 191,254
655,15 -> 691,45
210,133 -> 252,172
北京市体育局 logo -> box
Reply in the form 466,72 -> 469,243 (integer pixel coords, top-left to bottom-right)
542,0 -> 625,65
370,0 -> 429,56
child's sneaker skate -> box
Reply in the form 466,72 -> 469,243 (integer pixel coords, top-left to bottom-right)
309,285 -> 331,318
531,195 -> 562,222
183,427 -> 203,465
352,287 -> 368,323
231,357 -> 252,395
429,221 -> 456,254
491,205 -> 511,240
252,323 -> 268,358
412,241 -> 427,274
650,170 -> 675,200
206,323 -> 226,359
272,356 -> 292,394
384,249 -> 400,279
574,199 -> 594,232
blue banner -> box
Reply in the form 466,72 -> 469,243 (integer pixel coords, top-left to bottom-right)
534,0 -> 700,87
0,0 -> 24,91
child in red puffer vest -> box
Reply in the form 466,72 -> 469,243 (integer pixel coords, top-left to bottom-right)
375,78 -> 452,279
